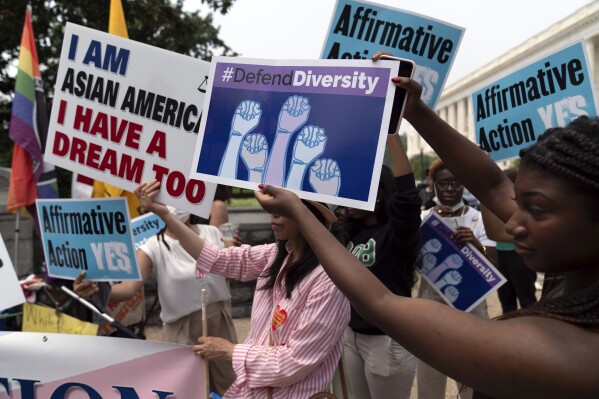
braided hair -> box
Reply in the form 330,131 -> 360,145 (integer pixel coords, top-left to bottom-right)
498,115 -> 599,326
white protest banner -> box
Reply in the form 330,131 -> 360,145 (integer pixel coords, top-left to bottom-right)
321,0 -> 464,108
36,198 -> 139,281
417,212 -> 506,312
190,57 -> 398,210
0,233 -> 26,312
473,41 -> 598,162
0,331 -> 206,399
45,23 -> 216,217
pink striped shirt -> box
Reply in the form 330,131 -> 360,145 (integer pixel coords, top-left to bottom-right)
196,241 -> 350,399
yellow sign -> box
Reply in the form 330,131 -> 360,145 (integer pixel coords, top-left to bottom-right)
22,303 -> 99,336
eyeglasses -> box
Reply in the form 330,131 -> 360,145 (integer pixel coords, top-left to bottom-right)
434,179 -> 463,189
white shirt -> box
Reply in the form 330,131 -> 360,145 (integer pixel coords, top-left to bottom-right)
140,224 -> 230,324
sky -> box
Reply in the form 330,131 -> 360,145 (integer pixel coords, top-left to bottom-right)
191,0 -> 594,85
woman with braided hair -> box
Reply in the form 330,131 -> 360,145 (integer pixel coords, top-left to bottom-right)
251,52 -> 599,399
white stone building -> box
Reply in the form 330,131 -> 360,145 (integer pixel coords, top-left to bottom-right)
405,1 -> 599,169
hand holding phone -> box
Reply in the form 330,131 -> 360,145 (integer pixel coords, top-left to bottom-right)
378,55 -> 415,134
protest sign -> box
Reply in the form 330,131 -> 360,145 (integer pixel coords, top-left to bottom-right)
417,212 -> 506,312
96,290 -> 144,336
0,332 -> 206,399
473,41 -> 598,162
0,233 -> 26,312
321,0 -> 464,108
190,57 -> 397,210
131,212 -> 165,250
36,198 -> 139,281
44,23 -> 217,217
21,303 -> 99,335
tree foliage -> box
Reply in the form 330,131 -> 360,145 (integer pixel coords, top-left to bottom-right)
409,152 -> 438,182
0,0 -> 237,169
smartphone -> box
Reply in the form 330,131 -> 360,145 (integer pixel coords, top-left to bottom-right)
380,55 -> 415,134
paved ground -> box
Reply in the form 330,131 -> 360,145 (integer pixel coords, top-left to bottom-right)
145,286 -> 525,398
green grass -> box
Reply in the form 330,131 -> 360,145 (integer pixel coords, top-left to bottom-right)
229,197 -> 260,208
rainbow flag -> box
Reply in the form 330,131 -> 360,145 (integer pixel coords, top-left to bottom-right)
8,6 -> 58,213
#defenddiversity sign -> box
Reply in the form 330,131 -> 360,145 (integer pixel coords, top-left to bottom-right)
45,23 -> 217,217
190,57 -> 399,211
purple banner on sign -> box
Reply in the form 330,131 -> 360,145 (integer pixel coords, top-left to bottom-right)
213,62 -> 390,97
429,218 -> 502,287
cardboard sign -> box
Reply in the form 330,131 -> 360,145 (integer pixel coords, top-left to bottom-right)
131,212 -> 165,250
0,233 -> 26,312
190,57 -> 398,210
0,332 -> 206,398
21,303 -> 99,335
417,212 -> 506,312
321,0 -> 464,108
45,23 -> 217,217
36,198 -> 140,281
473,41 -> 598,161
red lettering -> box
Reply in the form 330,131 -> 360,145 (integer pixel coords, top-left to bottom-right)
124,122 -> 142,150
186,180 -> 206,204
98,148 -> 118,176
86,142 -> 103,169
69,137 -> 87,163
166,170 -> 186,197
57,100 -> 67,125
118,154 -> 144,183
89,111 -> 109,140
145,130 -> 166,158
152,164 -> 170,183
52,131 -> 70,156
73,104 -> 93,132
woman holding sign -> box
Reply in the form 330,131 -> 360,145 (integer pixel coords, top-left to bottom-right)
250,65 -> 599,398
135,181 -> 349,399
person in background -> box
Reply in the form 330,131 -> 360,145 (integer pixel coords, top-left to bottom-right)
337,134 -> 421,399
135,180 -> 350,399
74,206 -> 238,396
251,56 -> 599,398
480,168 -> 538,313
417,158 -> 497,399
418,168 -> 435,210
193,185 -> 232,227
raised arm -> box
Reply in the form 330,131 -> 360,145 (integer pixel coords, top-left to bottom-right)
135,180 -> 205,260
254,185 -> 599,398
391,76 -> 515,222
386,133 -> 411,177
108,250 -> 152,303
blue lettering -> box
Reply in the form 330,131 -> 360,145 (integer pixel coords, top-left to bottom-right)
50,382 -> 102,399
103,45 -> 130,75
113,386 -> 174,399
68,34 -> 79,61
82,40 -> 130,76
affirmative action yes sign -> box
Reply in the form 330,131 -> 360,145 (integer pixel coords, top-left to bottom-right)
473,41 -> 598,161
45,23 -> 216,217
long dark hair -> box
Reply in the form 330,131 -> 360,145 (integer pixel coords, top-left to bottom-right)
499,115 -> 599,326
258,201 -> 328,299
